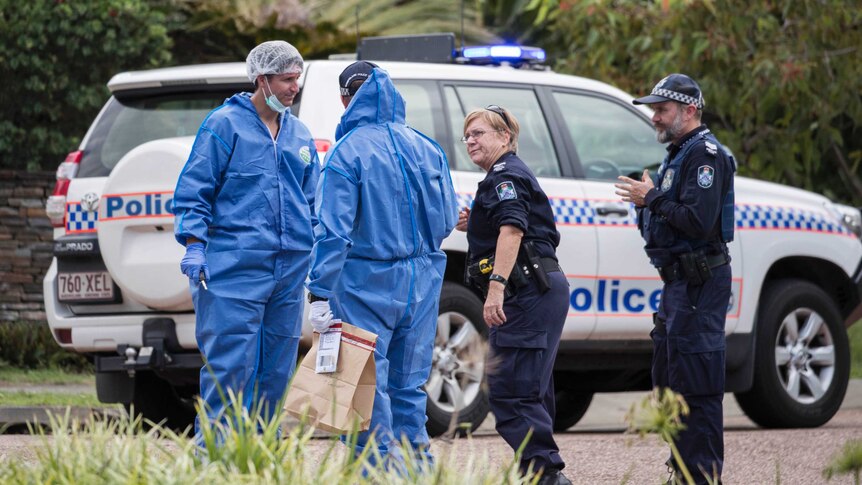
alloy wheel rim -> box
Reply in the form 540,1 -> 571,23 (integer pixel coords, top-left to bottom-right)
426,311 -> 485,413
774,307 -> 835,404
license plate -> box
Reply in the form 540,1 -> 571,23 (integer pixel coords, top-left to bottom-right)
57,271 -> 115,302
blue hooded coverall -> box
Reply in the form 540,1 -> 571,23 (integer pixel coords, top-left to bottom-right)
306,68 -> 458,465
173,93 -> 320,434
638,124 -> 735,483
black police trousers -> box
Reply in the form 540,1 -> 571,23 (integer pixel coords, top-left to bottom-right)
487,271 -> 569,475
652,264 -> 731,484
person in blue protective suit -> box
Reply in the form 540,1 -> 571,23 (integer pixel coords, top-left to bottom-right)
172,40 -> 320,441
305,61 -> 458,470
457,106 -> 572,485
615,74 -> 735,484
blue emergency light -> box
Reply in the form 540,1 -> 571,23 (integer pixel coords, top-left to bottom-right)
355,34 -> 547,69
460,44 -> 546,66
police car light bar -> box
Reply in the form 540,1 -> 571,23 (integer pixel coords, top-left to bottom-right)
460,45 -> 546,66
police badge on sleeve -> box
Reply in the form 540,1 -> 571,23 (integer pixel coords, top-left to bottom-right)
697,165 -> 715,188
496,181 -> 517,200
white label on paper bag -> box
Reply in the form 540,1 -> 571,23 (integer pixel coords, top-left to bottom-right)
315,320 -> 342,374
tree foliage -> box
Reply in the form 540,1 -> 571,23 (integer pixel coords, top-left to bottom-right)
482,0 -> 556,45
549,0 -> 862,204
167,0 -> 356,65
0,0 -> 521,172
309,0 -> 499,44
0,0 -> 173,171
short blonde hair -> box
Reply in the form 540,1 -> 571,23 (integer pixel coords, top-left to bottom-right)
463,107 -> 520,153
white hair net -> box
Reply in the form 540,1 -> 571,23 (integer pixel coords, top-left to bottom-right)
246,41 -> 304,82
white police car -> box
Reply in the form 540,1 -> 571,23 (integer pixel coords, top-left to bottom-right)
44,35 -> 862,433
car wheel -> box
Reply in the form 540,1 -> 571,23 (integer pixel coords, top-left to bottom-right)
425,282 -> 490,437
735,279 -> 849,428
552,386 -> 593,431
125,371 -> 197,433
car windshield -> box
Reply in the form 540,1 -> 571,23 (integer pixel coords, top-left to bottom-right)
77,88 -> 257,177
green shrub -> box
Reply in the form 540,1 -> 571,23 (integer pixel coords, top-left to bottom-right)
0,321 -> 91,372
0,0 -> 172,171
850,323 -> 862,379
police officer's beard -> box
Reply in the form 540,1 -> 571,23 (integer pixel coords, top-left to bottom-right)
656,109 -> 686,144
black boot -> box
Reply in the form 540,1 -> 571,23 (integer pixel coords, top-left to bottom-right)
537,468 -> 573,485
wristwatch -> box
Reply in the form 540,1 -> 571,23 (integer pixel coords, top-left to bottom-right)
488,274 -> 508,287
307,292 -> 328,303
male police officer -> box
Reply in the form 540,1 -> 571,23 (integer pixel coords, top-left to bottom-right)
615,74 -> 735,483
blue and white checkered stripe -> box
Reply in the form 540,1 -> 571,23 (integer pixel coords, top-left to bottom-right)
552,198 -> 605,225
66,203 -> 98,233
456,193 -> 849,235
456,193 -> 474,209
736,204 -> 850,235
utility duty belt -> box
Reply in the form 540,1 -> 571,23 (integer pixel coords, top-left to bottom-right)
466,241 -> 560,297
658,249 -> 728,285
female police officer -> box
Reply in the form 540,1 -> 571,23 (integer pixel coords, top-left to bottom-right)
456,106 -> 571,485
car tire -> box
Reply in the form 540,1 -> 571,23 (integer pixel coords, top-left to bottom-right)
552,387 -> 593,431
735,279 -> 849,428
425,282 -> 490,437
125,371 -> 197,433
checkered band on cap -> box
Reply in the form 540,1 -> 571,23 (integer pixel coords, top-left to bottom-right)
652,88 -> 704,109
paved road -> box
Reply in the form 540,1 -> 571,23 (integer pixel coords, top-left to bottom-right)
463,379 -> 862,434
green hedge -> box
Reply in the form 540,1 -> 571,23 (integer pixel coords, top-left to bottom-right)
0,0 -> 172,171
0,321 -> 91,372
851,322 -> 862,379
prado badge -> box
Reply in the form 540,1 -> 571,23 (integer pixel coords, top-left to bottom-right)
697,165 -> 715,189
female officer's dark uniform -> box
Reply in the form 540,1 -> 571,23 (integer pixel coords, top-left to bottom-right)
466,150 -> 570,479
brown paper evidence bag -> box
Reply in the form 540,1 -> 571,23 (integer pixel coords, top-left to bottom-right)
284,322 -> 378,434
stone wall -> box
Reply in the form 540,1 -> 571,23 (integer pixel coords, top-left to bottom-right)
0,170 -> 55,322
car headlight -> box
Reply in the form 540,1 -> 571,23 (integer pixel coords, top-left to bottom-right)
828,202 -> 862,239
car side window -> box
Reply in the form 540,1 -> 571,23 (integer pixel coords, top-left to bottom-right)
553,92 -> 665,180
444,84 -> 561,177
394,82 -> 439,141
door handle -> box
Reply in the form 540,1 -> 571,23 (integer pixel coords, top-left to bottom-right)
594,203 -> 630,217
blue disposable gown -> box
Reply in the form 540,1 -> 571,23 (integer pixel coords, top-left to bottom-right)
173,93 -> 319,437
307,69 -> 457,465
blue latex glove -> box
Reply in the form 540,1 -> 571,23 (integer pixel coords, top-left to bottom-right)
180,242 -> 209,285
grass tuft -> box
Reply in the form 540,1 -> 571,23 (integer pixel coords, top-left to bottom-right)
823,439 -> 862,484
0,394 -> 538,485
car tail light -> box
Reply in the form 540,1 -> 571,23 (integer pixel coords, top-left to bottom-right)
314,139 -> 331,163
46,150 -> 83,228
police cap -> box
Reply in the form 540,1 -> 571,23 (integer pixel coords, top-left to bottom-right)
339,61 -> 379,96
633,73 -> 704,109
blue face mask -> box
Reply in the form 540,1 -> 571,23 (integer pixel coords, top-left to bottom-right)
263,77 -> 288,114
